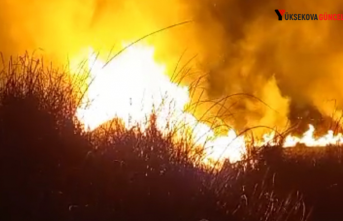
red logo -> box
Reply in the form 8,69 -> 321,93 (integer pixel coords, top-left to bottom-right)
275,9 -> 286,20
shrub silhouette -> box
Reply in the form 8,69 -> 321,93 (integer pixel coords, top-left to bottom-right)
0,54 -> 232,221
4,54 -> 343,221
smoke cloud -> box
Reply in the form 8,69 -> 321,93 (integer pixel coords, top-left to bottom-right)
1,0 -> 343,134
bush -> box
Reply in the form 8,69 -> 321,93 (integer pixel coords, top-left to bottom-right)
0,54 -> 230,221
3,54 -> 343,221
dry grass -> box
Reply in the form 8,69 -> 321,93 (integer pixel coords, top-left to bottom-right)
2,54 -> 343,221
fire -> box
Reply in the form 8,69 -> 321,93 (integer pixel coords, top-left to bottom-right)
75,43 -> 246,167
283,125 -> 343,147
73,43 -> 343,168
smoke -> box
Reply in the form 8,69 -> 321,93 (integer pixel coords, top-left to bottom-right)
1,0 -> 343,134
180,0 -> 343,134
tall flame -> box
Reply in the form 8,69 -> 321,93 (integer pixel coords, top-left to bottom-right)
75,44 -> 246,167
74,43 -> 343,168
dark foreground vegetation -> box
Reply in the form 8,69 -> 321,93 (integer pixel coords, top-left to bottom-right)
1,55 -> 343,221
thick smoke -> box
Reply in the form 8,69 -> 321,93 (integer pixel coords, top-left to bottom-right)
184,0 -> 343,134
1,0 -> 343,134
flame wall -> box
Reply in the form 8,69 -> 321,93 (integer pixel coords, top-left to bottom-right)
1,0 -> 343,134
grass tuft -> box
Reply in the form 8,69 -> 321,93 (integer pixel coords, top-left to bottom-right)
1,54 -> 343,221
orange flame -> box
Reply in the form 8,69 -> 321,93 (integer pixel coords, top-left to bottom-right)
283,124 -> 343,147
73,43 -> 343,168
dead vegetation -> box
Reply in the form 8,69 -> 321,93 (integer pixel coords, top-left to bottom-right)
1,54 -> 343,221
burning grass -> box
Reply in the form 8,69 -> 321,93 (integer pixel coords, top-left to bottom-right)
2,53 -> 343,221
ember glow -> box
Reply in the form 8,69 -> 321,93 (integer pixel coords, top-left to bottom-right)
74,43 -> 343,168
